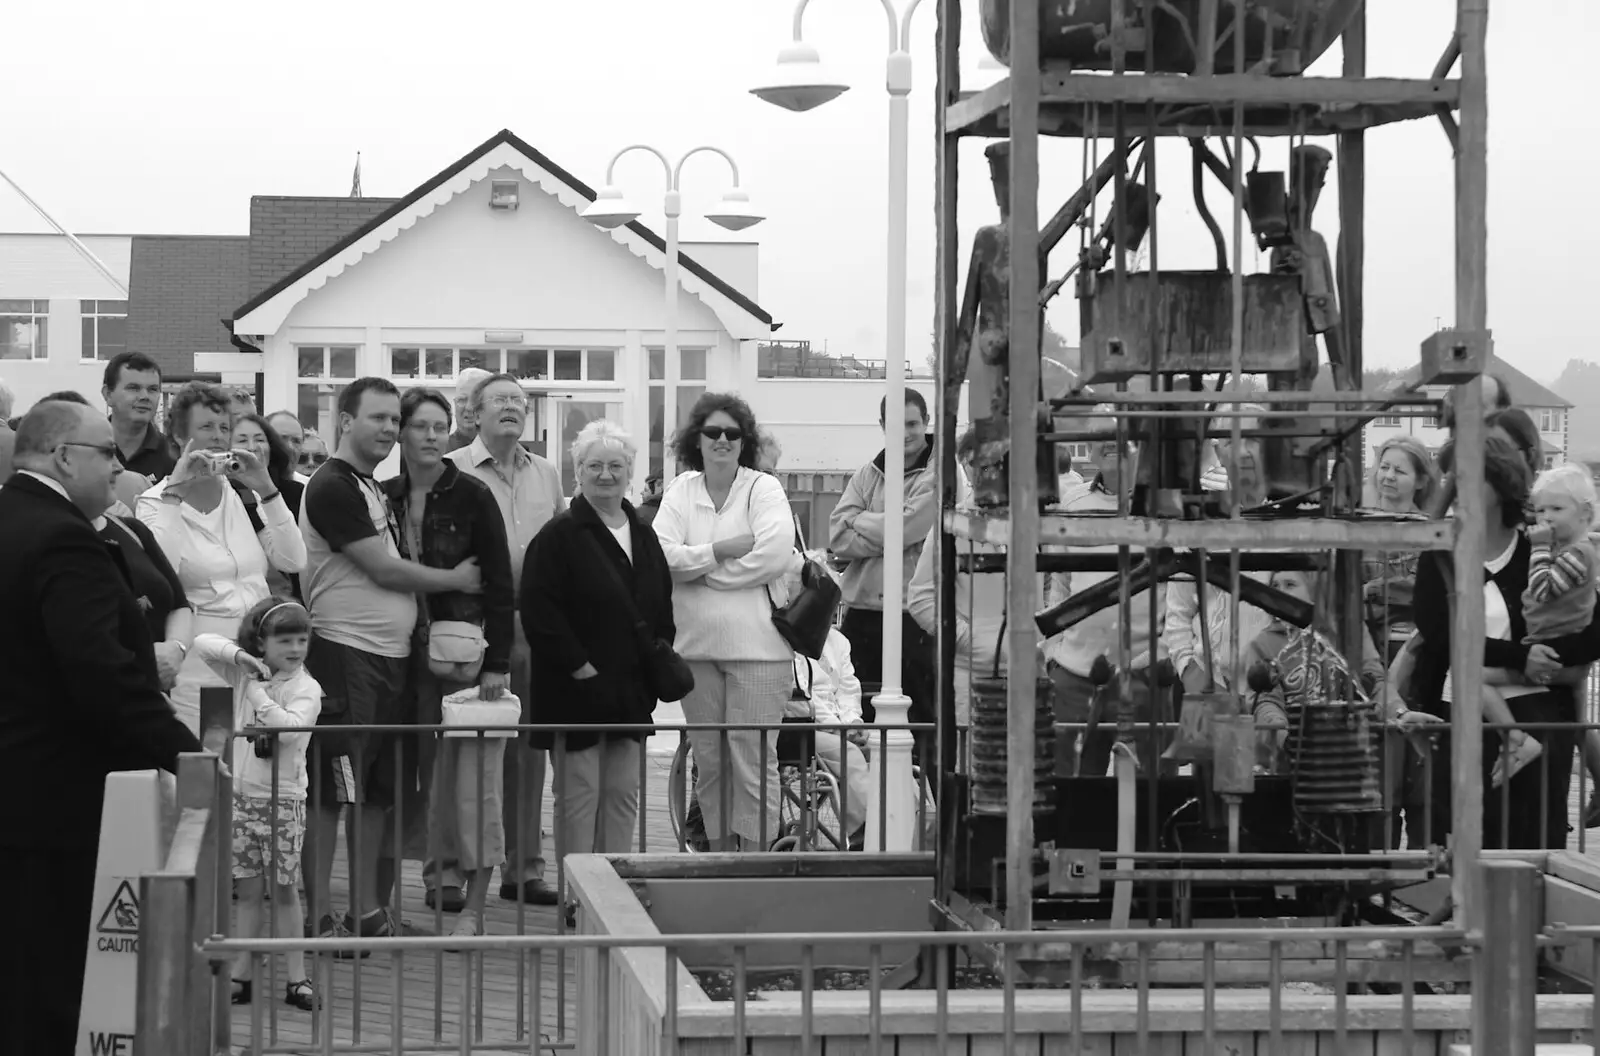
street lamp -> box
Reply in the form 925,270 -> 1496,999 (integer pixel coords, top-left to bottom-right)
753,0 -> 925,851
582,145 -> 764,486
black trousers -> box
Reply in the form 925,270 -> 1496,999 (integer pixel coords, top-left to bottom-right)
0,847 -> 96,1055
839,607 -> 936,765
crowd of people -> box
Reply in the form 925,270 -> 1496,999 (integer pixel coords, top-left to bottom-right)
6,349 -> 1599,1050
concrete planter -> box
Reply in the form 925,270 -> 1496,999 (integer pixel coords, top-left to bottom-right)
566,852 -> 1600,1055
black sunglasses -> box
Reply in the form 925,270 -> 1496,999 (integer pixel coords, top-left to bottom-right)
298,452 -> 329,468
699,426 -> 744,443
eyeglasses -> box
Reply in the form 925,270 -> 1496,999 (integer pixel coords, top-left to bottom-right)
699,426 -> 744,443
59,441 -> 119,460
406,422 -> 451,437
482,394 -> 528,410
298,453 -> 329,468
582,461 -> 629,477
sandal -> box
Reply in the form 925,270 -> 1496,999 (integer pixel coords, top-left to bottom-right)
284,979 -> 318,1011
230,978 -> 252,1005
1490,733 -> 1543,788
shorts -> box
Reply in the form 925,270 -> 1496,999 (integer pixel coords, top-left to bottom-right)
233,795 -> 306,886
305,633 -> 411,808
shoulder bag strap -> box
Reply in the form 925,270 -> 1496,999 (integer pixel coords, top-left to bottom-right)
104,514 -> 146,552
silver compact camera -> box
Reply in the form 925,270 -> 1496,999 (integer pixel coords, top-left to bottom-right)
202,451 -> 243,474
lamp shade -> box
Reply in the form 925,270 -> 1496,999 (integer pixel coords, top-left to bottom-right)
581,186 -> 643,230
705,189 -> 764,232
749,43 -> 850,113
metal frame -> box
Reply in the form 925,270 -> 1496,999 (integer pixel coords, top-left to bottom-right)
931,0 -> 1492,934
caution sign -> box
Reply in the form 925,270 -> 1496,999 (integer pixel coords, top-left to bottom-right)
96,880 -> 140,936
77,770 -> 174,1056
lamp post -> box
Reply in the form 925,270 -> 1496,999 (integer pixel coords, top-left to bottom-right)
752,0 -> 926,852
582,146 -> 763,487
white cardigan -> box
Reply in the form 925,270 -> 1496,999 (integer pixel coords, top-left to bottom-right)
653,468 -> 796,662
136,480 -> 307,623
193,634 -> 323,799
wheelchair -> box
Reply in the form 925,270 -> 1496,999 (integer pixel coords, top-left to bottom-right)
666,716 -> 857,853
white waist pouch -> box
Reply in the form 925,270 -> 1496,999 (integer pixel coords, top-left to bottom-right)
441,687 -> 522,739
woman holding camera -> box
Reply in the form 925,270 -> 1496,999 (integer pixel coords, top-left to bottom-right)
136,382 -> 307,734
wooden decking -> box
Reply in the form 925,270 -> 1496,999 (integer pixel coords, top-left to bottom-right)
228,741 -> 685,1055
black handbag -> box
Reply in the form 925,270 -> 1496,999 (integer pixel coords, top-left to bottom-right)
744,482 -> 841,660
584,530 -> 695,704
766,556 -> 842,660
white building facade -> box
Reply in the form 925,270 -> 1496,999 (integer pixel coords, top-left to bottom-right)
0,234 -> 131,412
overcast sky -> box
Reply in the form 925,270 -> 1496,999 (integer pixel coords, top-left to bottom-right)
2,0 -> 1593,381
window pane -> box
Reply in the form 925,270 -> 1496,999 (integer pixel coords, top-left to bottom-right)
390,347 -> 420,377
425,348 -> 452,378
32,318 -> 47,359
101,299 -> 128,314
82,317 -> 96,359
97,316 -> 126,360
1,319 -> 36,360
298,383 -> 346,446
459,348 -> 493,373
297,347 -> 325,378
681,348 -> 707,381
0,300 -> 34,313
330,346 -> 358,378
588,349 -> 616,381
507,349 -> 547,380
648,348 -> 664,381
81,299 -> 96,314
648,385 -> 664,480
673,385 -> 706,463
553,349 -> 582,381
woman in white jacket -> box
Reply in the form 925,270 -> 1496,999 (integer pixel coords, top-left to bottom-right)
653,393 -> 796,851
137,383 -> 306,734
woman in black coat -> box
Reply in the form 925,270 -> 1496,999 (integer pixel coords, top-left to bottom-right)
521,421 -> 674,859
1413,433 -> 1600,849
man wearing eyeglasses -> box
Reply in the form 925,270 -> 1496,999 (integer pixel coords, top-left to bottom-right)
268,410 -> 313,484
448,372 -> 565,905
0,399 -> 202,1051
446,367 -> 494,454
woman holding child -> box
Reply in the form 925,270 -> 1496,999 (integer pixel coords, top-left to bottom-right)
1411,434 -> 1600,849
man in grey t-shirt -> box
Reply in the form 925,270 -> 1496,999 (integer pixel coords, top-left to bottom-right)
300,378 -> 481,941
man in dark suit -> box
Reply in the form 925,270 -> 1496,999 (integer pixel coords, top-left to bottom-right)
0,400 -> 203,1055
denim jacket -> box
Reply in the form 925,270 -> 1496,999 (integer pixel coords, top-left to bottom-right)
385,461 -> 515,674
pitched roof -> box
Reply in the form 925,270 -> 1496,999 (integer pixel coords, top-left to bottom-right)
1393,353 -> 1571,409
127,235 -> 250,376
229,129 -> 775,339
246,197 -> 399,300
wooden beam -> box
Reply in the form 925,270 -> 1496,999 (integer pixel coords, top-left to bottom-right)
607,853 -> 934,880
1334,5 -> 1369,715
946,510 -> 1455,551
1041,72 -> 1459,108
946,78 -> 1009,135
1003,0 -> 1042,934
1052,388 -> 1440,407
1449,0 -> 1490,934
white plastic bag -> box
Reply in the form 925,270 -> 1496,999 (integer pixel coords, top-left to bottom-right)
441,687 -> 522,739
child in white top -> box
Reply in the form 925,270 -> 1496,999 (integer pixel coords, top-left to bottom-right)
194,596 -> 322,1013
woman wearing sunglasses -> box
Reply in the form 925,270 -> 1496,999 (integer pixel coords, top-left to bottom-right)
653,393 -> 798,851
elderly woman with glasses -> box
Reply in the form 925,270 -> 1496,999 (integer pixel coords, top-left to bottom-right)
522,420 -> 673,863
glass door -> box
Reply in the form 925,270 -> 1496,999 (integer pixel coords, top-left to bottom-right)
541,395 -> 623,496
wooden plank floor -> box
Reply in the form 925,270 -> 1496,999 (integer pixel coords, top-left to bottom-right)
229,736 -> 687,1055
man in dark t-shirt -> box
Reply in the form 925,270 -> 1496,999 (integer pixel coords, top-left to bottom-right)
299,378 -> 481,941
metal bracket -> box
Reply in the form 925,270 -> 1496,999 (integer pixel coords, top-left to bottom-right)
1419,329 -> 1491,385
1047,848 -> 1102,895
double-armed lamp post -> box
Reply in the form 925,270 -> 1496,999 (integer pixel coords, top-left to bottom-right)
581,146 -> 764,487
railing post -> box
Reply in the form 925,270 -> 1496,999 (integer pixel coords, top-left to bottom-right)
134,872 -> 195,1056
198,686 -> 234,1056
865,695 -> 917,852
1474,859 -> 1538,1056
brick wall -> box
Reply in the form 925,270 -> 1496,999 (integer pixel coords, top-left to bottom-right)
246,196 -> 399,301
127,236 -> 250,377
